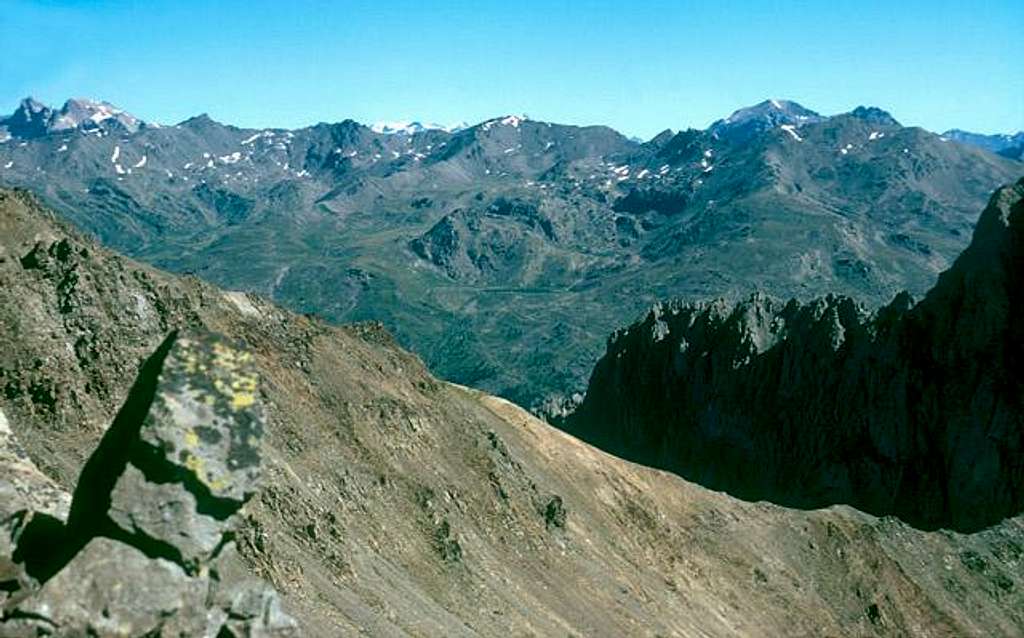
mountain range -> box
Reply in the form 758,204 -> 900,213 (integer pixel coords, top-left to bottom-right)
1,96 -> 1021,411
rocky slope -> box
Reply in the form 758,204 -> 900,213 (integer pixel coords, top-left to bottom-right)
3,189 -> 1024,635
566,177 -> 1024,534
1,97 -> 1019,410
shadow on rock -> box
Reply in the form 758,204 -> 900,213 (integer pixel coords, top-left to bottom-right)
565,178 -> 1024,534
1,329 -> 298,636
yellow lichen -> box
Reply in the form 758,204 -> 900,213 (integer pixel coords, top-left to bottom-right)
183,452 -> 229,491
231,392 -> 256,410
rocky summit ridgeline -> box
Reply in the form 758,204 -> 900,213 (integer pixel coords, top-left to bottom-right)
0,329 -> 296,636
566,177 -> 1024,533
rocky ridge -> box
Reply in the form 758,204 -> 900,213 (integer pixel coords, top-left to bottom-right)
566,177 -> 1024,533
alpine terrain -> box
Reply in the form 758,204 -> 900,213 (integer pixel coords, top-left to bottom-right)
1,97 -> 1021,411
2,182 -> 1023,635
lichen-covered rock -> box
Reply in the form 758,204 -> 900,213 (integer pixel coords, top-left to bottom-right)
99,331 -> 262,570
1,331 -> 297,636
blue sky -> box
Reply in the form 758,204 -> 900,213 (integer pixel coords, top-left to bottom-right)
1,0 -> 1021,138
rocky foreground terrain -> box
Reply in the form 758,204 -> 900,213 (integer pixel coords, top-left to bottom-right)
1,330 -> 297,635
1,97 -> 1020,410
2,184 -> 1024,636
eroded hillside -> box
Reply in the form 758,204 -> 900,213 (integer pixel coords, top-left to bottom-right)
2,188 -> 1023,636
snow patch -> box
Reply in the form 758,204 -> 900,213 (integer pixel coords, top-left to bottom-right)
110,145 -> 120,163
780,124 -> 803,141
134,155 -> 147,168
241,131 -> 273,145
482,115 -> 527,131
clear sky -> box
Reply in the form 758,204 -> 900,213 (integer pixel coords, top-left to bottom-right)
2,0 -> 1022,139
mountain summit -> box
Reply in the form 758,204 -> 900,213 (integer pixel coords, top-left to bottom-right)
0,97 -> 143,140
709,98 -> 824,141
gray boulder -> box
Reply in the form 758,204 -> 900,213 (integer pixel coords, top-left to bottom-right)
1,330 -> 298,636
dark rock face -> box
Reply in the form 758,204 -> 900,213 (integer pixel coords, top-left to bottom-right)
567,178 -> 1024,532
0,330 -> 296,636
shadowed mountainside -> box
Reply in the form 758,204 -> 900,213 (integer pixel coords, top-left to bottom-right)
566,177 -> 1024,533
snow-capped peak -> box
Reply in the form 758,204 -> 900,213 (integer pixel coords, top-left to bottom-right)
370,120 -> 465,135
1,97 -> 144,139
50,98 -> 142,133
720,99 -> 820,126
480,114 -> 529,132
708,99 -> 824,143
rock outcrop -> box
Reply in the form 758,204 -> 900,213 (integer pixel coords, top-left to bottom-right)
0,330 -> 296,636
566,177 -> 1024,532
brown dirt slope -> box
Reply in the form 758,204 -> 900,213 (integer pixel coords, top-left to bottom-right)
1,187 -> 1022,636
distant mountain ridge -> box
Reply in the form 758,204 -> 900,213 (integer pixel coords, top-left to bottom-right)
942,128 -> 1024,154
0,95 -> 1020,410
370,120 -> 468,135
0,97 -> 144,141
